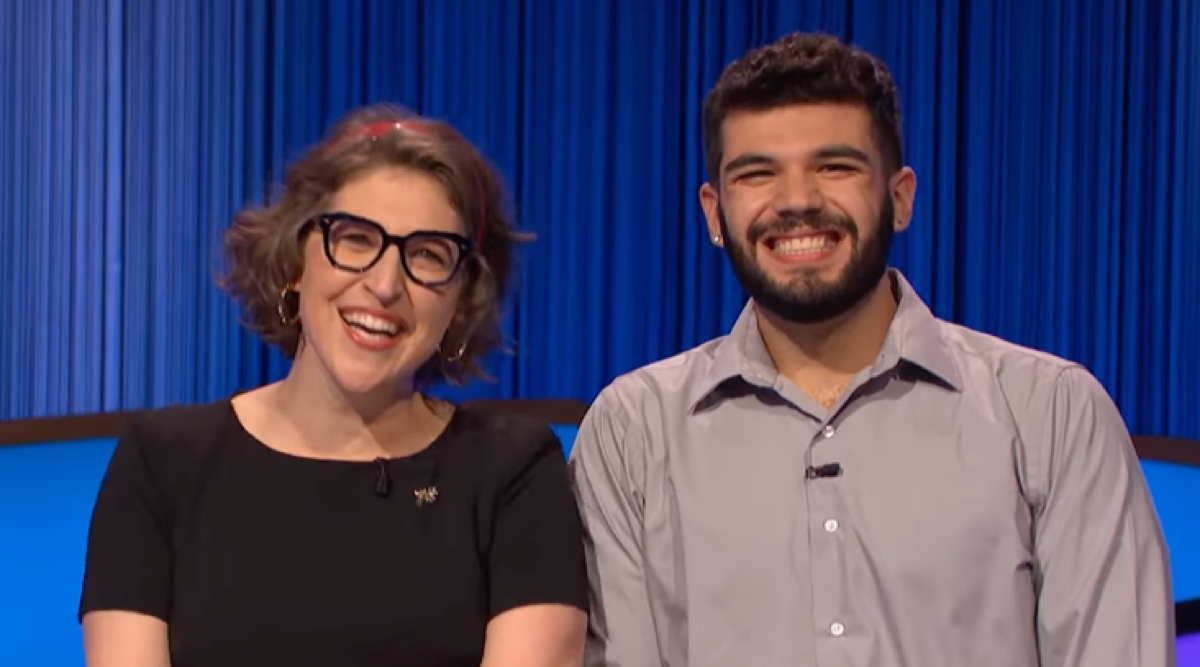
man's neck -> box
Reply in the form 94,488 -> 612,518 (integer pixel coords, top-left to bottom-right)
756,275 -> 899,406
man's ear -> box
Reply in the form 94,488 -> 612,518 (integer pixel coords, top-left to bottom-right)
699,182 -> 723,246
889,166 -> 917,233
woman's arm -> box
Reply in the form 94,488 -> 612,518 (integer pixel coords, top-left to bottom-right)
481,604 -> 587,667
83,611 -> 171,667
479,421 -> 589,667
79,414 -> 176,666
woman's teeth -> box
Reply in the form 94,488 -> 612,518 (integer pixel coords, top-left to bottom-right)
341,312 -> 400,337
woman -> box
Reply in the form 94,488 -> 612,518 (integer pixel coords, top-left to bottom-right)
79,105 -> 587,666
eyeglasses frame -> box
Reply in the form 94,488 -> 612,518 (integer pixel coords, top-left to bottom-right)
310,212 -> 473,288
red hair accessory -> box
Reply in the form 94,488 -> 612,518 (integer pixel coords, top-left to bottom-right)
334,120 -> 488,250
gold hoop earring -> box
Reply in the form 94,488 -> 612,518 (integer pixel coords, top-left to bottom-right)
277,284 -> 300,326
438,339 -> 468,363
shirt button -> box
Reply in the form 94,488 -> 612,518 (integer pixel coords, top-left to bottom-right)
822,425 -> 836,438
824,519 -> 839,532
831,622 -> 845,636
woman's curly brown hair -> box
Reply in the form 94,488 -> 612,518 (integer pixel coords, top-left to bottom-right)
218,103 -> 530,387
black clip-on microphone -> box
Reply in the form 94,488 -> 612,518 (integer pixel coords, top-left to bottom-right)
373,458 -> 391,497
806,462 -> 844,480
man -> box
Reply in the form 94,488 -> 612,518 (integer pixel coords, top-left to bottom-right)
569,32 -> 1175,667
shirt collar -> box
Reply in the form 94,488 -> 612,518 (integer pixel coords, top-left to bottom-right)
689,269 -> 962,411
880,270 -> 962,391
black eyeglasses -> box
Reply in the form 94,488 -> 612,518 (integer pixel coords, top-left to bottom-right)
312,212 -> 472,287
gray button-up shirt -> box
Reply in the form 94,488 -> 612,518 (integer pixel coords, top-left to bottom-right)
569,270 -> 1175,667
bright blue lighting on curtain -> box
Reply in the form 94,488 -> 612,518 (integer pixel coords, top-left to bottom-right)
0,0 -> 1197,443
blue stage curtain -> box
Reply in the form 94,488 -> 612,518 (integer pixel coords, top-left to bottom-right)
1,0 -> 1197,442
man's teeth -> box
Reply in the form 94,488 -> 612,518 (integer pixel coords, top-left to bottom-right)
341,312 -> 400,337
771,235 -> 838,254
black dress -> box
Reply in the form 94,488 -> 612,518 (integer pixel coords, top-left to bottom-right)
78,399 -> 588,667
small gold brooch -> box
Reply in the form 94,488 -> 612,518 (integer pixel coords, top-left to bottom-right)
414,486 -> 439,507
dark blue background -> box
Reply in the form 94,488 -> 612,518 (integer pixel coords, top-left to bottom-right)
1,0 -> 1198,444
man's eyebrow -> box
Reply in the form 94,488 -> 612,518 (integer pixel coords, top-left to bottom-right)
723,153 -> 777,174
813,144 -> 871,163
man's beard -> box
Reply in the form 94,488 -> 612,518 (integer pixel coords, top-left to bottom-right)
720,195 -> 894,325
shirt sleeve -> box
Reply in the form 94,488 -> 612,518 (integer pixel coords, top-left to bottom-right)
1032,366 -> 1176,667
568,392 -> 662,667
78,415 -> 173,622
488,423 -> 589,618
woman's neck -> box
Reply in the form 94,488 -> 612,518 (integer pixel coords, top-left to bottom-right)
248,351 -> 448,461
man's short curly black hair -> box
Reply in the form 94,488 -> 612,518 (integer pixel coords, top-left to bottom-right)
702,32 -> 904,182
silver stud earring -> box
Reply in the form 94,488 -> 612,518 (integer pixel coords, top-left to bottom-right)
712,234 -> 722,245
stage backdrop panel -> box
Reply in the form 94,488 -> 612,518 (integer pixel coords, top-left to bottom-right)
0,431 -> 1197,667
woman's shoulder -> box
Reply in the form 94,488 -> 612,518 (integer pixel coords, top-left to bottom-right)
447,405 -> 568,477
115,397 -> 238,470
124,398 -> 235,442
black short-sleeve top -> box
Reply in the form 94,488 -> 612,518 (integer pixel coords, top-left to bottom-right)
78,399 -> 588,667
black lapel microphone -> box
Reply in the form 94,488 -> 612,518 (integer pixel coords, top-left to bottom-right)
373,458 -> 391,497
806,462 -> 844,479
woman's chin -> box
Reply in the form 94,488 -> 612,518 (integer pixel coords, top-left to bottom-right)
295,338 -> 427,402
331,370 -> 406,399
332,355 -> 431,397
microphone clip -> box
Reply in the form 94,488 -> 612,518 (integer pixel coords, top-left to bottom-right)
373,458 -> 391,497
806,462 -> 843,480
